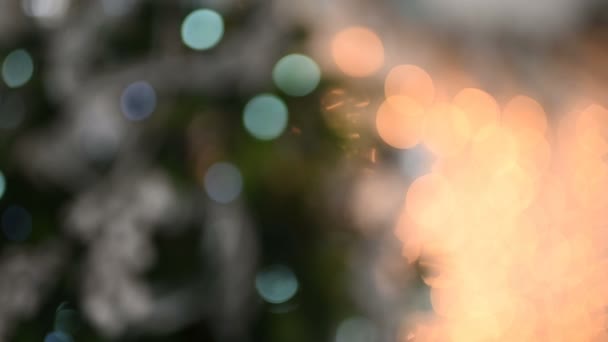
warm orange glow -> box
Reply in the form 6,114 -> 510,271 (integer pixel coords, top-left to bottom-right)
376,96 -> 425,149
405,172 -> 453,229
575,104 -> 608,156
331,26 -> 384,77
394,212 -> 422,264
395,90 -> 608,341
385,65 -> 435,107
502,95 -> 548,138
452,88 -> 499,136
513,130 -> 552,179
484,164 -> 537,216
570,160 -> 608,208
423,102 -> 470,157
470,125 -> 518,177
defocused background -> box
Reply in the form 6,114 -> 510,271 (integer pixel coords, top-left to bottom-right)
1,0 -> 608,341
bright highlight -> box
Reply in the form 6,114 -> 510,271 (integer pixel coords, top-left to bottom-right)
181,9 -> 224,50
331,27 -> 384,78
243,94 -> 288,140
273,54 -> 321,97
2,49 -> 34,88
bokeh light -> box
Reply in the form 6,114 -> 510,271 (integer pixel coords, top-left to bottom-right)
335,317 -> 378,342
575,104 -> 608,156
423,103 -> 470,157
243,94 -> 288,140
204,162 -> 243,204
44,331 -> 73,342
395,86 -> 608,340
255,264 -> 298,304
385,65 -> 435,107
376,96 -> 425,149
272,54 -> 321,97
2,2 -> 608,340
512,130 -> 552,179
331,27 -> 384,77
181,9 -> 224,50
2,49 -> 34,88
470,125 -> 518,177
1,205 -> 32,242
502,95 -> 548,138
0,171 -> 5,200
120,81 -> 157,121
405,172 -> 454,229
452,88 -> 499,137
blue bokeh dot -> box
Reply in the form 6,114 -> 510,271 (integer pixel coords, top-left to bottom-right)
120,81 -> 157,121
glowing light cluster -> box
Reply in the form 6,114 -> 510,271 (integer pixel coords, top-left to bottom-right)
389,69 -> 608,340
